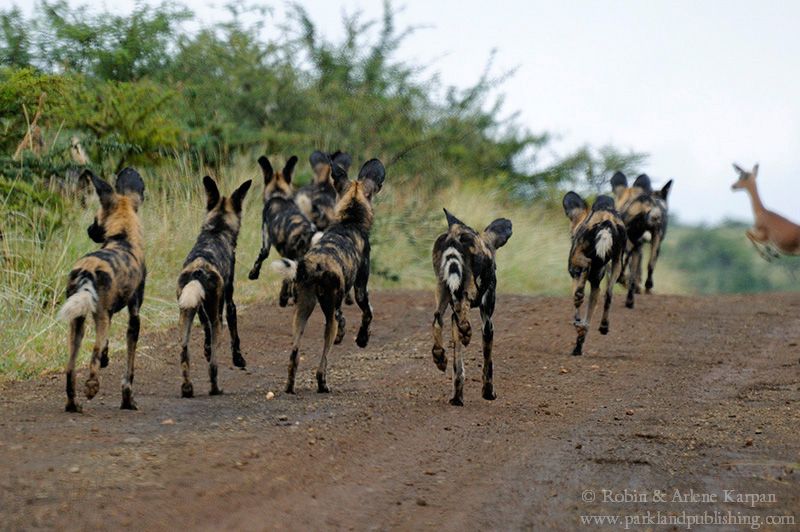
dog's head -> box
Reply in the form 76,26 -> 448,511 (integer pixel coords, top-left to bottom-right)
334,158 -> 386,228
310,150 -> 352,186
84,168 -> 145,243
202,175 -> 252,235
259,155 -> 298,200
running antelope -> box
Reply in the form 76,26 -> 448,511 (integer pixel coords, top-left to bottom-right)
563,193 -> 626,356
58,168 -> 146,412
430,210 -> 512,406
732,163 -> 800,260
271,159 -> 386,394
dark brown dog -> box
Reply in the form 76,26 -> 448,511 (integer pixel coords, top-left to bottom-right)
563,193 -> 626,356
177,176 -> 251,397
430,210 -> 512,406
58,168 -> 146,412
271,159 -> 385,394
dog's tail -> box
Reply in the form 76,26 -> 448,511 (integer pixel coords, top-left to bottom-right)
440,247 -> 464,295
311,231 -> 324,246
271,258 -> 298,280
178,280 -> 205,310
57,277 -> 98,321
595,227 -> 614,260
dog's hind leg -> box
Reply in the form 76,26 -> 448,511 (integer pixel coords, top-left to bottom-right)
248,226 -> 271,280
354,261 -> 373,348
316,290 -> 342,393
84,313 -> 110,400
178,307 -> 197,398
600,258 -> 622,335
625,246 -> 642,308
286,287 -> 316,394
479,290 -> 497,401
65,317 -> 86,412
449,310 -> 466,406
121,298 -> 141,410
278,278 -> 292,307
431,282 -> 449,372
572,269 -> 589,356
224,283 -> 246,368
334,306 -> 346,345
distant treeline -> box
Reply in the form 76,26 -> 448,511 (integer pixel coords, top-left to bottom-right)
1,0 -> 645,194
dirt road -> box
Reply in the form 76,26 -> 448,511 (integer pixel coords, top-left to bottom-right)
1,292 -> 798,530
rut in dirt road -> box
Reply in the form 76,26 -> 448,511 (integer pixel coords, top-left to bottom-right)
1,292 -> 798,530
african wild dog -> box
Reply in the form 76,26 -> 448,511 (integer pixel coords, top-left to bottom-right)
58,168 -> 146,412
295,150 -> 352,230
248,155 -> 320,307
430,210 -> 512,406
177,176 -> 252,397
563,192 -> 626,356
271,159 -> 385,394
610,172 -> 673,308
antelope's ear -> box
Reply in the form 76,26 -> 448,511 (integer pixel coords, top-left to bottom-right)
331,151 -> 353,172
633,173 -> 652,193
85,170 -> 115,210
358,158 -> 385,199
610,171 -> 628,194
115,167 -> 145,209
752,163 -> 759,177
443,208 -> 465,228
483,218 -> 513,249
202,176 -> 221,210
732,163 -> 746,176
331,162 -> 350,195
562,191 -> 588,223
258,156 -> 274,184
283,156 -> 298,184
231,179 -> 252,212
657,179 -> 673,200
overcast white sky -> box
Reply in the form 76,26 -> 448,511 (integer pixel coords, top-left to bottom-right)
14,0 -> 800,224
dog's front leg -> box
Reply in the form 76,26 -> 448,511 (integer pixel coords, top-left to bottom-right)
354,258 -> 373,348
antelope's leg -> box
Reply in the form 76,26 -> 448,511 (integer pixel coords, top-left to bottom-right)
65,317 -> 86,412
746,228 -> 773,261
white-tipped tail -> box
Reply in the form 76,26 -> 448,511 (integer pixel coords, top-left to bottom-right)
178,280 -> 205,309
440,247 -> 463,294
311,231 -> 324,246
57,281 -> 97,321
595,228 -> 613,260
271,259 -> 298,280
295,194 -> 312,219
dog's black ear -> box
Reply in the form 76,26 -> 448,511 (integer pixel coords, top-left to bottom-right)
331,161 -> 351,195
443,208 -> 465,228
610,171 -> 628,195
592,194 -> 615,212
310,150 -> 328,169
484,218 -> 512,249
203,176 -> 221,210
563,191 -> 588,223
358,158 -> 385,198
657,179 -> 673,200
633,173 -> 652,193
85,170 -> 115,210
115,167 -> 145,208
283,156 -> 298,184
331,151 -> 352,172
258,156 -> 274,184
231,179 -> 252,212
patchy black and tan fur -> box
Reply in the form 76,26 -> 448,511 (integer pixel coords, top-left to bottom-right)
248,155 -> 320,306
271,159 -> 385,394
58,168 -> 146,412
430,210 -> 512,406
610,172 -> 673,308
295,150 -> 352,230
563,192 -> 626,356
177,176 -> 252,397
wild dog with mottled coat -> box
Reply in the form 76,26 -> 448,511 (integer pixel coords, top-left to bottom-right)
248,155 -> 320,306
430,210 -> 512,406
295,150 -> 352,230
610,172 -> 673,308
271,159 -> 385,394
563,193 -> 626,356
177,176 -> 252,397
58,168 -> 146,412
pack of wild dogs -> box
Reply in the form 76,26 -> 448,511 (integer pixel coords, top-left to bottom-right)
58,151 -> 678,411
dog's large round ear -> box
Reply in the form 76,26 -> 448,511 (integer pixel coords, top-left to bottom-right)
203,176 -> 221,210
358,159 -> 385,198
331,151 -> 352,172
633,173 -> 652,193
562,191 -> 588,222
658,179 -> 673,200
331,162 -> 350,195
231,179 -> 252,212
258,156 -> 274,184
610,171 -> 628,194
283,156 -> 299,184
115,167 -> 145,208
310,150 -> 329,178
83,169 -> 115,210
